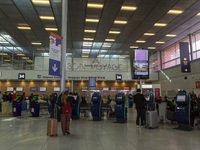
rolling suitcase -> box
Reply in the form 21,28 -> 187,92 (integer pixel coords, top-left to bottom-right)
47,119 -> 58,136
22,101 -> 27,110
146,111 -> 158,129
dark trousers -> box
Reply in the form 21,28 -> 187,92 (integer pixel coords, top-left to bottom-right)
136,108 -> 145,126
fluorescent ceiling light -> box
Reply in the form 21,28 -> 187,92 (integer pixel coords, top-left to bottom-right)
196,12 -> 200,16
102,45 -> 111,47
0,53 -> 8,55
83,44 -> 92,46
2,35 -> 11,39
136,40 -> 146,43
32,0 -> 49,4
31,42 -> 42,45
166,34 -> 176,37
100,50 -> 107,52
17,26 -> 31,30
130,46 -> 138,48
84,30 -> 96,33
144,33 -> 155,36
83,38 -> 94,41
156,41 -> 165,44
82,55 -> 89,58
112,55 -> 119,58
168,10 -> 183,14
87,3 -> 103,8
148,47 -> 156,49
18,23 -> 29,26
109,31 -> 121,34
21,57 -> 29,60
4,60 -> 11,62
82,49 -> 90,52
154,23 -> 167,27
26,60 -> 33,62
97,55 -> 104,58
82,51 -> 90,54
85,19 -> 99,22
40,16 -> 54,20
114,20 -> 127,24
37,48 -> 45,50
42,53 -> 49,56
92,50 -> 99,52
16,53 -> 25,56
45,28 -> 58,31
105,39 -> 115,42
121,6 -> 137,11
0,41 -> 9,44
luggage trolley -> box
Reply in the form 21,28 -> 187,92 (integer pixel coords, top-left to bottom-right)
30,95 -> 40,117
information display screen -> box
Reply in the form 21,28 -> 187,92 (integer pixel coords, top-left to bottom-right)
7,87 -> 13,92
54,87 -> 60,92
82,87 -> 88,91
16,87 -> 23,92
30,87 -> 38,92
40,87 -> 46,92
177,95 -> 186,102
133,49 -> 149,79
89,77 -> 96,87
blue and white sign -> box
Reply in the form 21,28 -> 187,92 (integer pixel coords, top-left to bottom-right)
49,32 -> 61,76
89,77 -> 96,87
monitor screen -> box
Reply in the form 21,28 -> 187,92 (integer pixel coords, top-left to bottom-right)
30,87 -> 38,92
54,87 -> 60,92
65,87 -> 69,91
81,87 -> 88,91
7,87 -> 13,92
16,87 -> 23,92
89,77 -> 96,87
177,95 -> 186,102
40,87 -> 46,92
132,49 -> 149,79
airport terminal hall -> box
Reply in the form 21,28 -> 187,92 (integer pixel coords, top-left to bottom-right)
1,0 -> 200,150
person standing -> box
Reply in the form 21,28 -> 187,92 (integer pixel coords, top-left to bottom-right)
134,89 -> 146,127
61,91 -> 74,135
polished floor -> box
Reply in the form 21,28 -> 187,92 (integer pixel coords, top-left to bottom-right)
0,108 -> 200,150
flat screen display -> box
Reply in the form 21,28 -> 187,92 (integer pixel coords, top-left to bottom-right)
89,77 -> 96,87
54,87 -> 60,92
103,87 -> 109,91
40,87 -> 46,92
133,49 -> 149,79
81,87 -> 88,91
177,95 -> 186,102
30,87 -> 38,92
7,87 -> 13,92
16,87 -> 23,92
65,87 -> 69,91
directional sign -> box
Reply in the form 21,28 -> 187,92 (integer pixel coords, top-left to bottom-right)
18,73 -> 25,79
116,74 -> 122,80
49,32 -> 61,76
49,59 -> 60,76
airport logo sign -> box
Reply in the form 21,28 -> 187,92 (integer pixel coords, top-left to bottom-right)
18,73 -> 25,79
116,74 -> 122,80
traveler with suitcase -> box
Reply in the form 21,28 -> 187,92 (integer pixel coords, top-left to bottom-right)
57,91 -> 64,122
61,91 -> 74,135
134,89 -> 146,128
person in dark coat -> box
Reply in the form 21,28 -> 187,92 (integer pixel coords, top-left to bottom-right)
134,89 -> 146,127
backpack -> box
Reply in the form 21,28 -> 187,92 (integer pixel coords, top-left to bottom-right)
62,102 -> 71,114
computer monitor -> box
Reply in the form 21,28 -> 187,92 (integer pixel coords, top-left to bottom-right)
177,95 -> 186,102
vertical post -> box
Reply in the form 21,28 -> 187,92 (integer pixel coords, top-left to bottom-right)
72,48 -> 74,71
71,80 -> 73,92
139,79 -> 142,93
160,50 -> 162,70
60,0 -> 68,92
188,34 -> 193,61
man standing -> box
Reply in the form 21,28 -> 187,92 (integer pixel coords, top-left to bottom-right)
134,89 -> 146,127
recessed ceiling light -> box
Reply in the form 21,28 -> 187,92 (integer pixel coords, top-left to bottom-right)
168,10 -> 183,14
82,51 -> 90,54
87,3 -> 103,8
83,44 -> 92,47
0,53 -> 8,56
130,46 -> 139,48
196,12 -> 200,16
144,33 -> 155,36
85,19 -> 99,22
17,26 -> 31,30
40,16 -> 54,20
45,28 -> 58,31
105,39 -> 115,42
121,6 -> 137,11
42,53 -> 49,56
31,42 -> 42,45
4,60 -> 11,62
16,53 -> 25,56
82,55 -> 89,58
84,30 -> 96,33
102,45 -> 111,47
148,47 -> 156,49
136,40 -> 146,43
114,20 -> 127,24
0,41 -> 9,44
32,0 -> 49,5
82,49 -> 90,52
37,48 -> 45,50
154,23 -> 167,27
27,60 -> 33,62
100,50 -> 107,52
156,41 -> 165,44
21,57 -> 29,60
83,38 -> 94,41
109,31 -> 121,34
166,34 -> 176,37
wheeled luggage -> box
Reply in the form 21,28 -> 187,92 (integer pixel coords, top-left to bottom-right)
167,110 -> 176,123
146,111 -> 158,129
47,119 -> 58,136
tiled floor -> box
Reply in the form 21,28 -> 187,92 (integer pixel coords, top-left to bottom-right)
0,108 -> 200,150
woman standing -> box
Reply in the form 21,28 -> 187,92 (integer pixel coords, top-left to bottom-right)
61,91 -> 74,135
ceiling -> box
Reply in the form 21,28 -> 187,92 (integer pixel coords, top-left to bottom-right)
1,0 -> 200,61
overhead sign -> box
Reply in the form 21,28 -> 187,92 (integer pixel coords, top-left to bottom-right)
18,73 -> 25,79
116,74 -> 122,80
180,42 -> 191,73
89,77 -> 96,87
49,32 -> 61,76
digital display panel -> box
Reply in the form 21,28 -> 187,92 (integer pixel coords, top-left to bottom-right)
16,87 -> 23,92
89,77 -> 96,87
30,87 -> 38,92
133,49 -> 149,79
54,87 -> 60,92
177,95 -> 186,102
81,87 -> 88,91
7,87 -> 13,92
65,87 -> 69,91
40,87 -> 46,92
